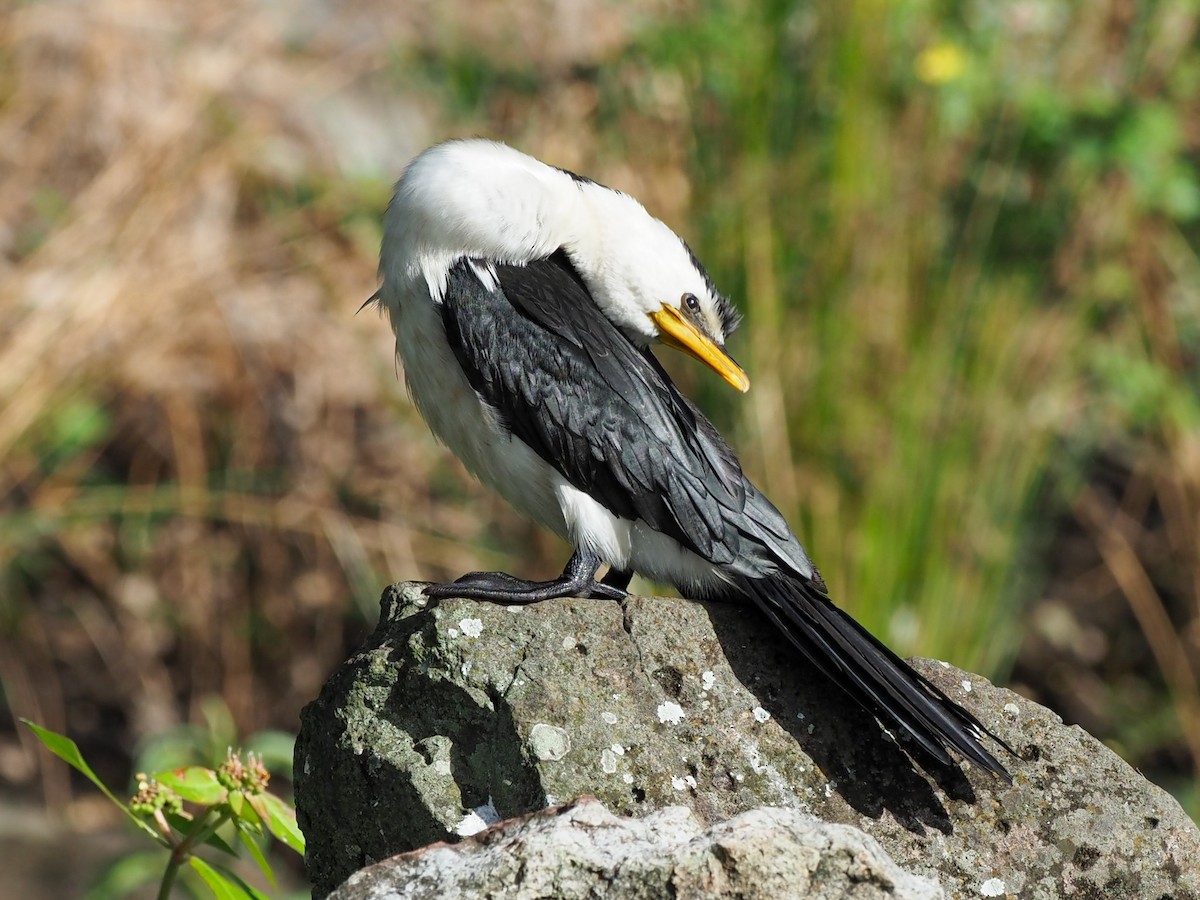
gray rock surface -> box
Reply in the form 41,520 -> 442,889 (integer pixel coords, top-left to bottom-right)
329,797 -> 944,900
295,583 -> 1200,899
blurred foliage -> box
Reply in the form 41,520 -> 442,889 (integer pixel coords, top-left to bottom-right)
1,7 -> 1197,894
134,696 -> 297,786
25,720 -> 302,898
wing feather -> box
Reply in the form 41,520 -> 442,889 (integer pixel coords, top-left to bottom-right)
439,252 -> 779,570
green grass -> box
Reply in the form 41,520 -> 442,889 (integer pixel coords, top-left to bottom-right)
664,1 -> 1200,813
603,2 -> 1063,675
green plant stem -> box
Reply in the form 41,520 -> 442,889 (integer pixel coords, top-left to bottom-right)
156,806 -> 233,900
156,860 -> 180,900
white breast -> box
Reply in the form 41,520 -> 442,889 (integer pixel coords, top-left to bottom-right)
391,285 -> 564,534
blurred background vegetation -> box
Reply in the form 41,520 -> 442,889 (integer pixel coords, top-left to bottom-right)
2,0 -> 1198,893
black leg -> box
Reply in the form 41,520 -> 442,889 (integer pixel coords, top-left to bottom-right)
601,568 -> 633,591
424,548 -> 629,603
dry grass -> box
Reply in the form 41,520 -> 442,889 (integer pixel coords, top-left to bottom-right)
0,0 -> 716,832
0,0 -> 628,809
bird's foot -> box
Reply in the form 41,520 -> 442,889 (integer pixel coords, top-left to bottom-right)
424,571 -> 626,603
423,550 -> 628,604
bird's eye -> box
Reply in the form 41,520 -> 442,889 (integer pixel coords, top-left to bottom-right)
682,293 -> 701,312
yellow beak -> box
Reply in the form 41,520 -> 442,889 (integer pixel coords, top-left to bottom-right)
650,305 -> 750,393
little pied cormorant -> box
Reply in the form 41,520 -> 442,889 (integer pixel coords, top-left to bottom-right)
372,138 -> 1013,780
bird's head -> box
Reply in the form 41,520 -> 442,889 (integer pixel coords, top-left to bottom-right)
645,259 -> 749,394
380,139 -> 750,393
570,192 -> 750,393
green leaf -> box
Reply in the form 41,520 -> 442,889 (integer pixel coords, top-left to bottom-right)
161,809 -> 194,833
164,811 -> 238,857
233,794 -> 265,833
202,830 -> 241,857
211,863 -> 273,900
189,857 -> 250,900
84,850 -> 164,900
247,792 -> 305,855
236,822 -> 277,888
21,720 -> 164,843
23,720 -> 121,805
154,766 -> 228,805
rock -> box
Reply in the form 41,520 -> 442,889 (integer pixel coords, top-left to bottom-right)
294,583 -> 1200,899
328,797 -> 944,900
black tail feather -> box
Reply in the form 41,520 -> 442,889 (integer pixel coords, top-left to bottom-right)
734,572 -> 1016,781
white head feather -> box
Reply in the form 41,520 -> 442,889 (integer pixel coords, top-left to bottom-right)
378,139 -> 736,347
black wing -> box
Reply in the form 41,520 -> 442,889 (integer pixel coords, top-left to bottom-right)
439,252 -> 811,577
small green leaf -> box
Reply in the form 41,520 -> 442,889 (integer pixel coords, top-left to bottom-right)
21,720 -> 163,843
227,789 -> 244,818
236,822 -> 277,887
165,811 -> 238,856
161,809 -> 194,833
189,857 -> 250,899
154,766 -> 227,805
247,792 -> 305,855
235,795 -> 264,833
211,862 -> 273,900
23,720 -> 121,805
202,830 -> 241,857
